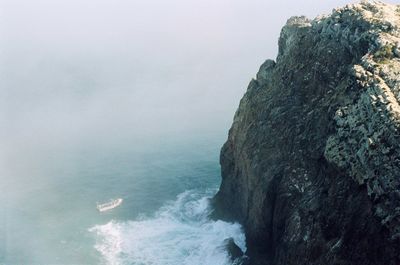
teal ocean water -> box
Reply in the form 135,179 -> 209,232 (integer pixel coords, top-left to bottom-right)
1,132 -> 245,265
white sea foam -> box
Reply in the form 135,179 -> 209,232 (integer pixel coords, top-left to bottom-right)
90,190 -> 246,265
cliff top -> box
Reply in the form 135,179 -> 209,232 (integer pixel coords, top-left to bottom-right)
215,1 -> 400,264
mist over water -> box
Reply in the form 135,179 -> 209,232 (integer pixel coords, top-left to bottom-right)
2,135 -> 229,264
91,189 -> 246,265
1,0 -> 358,264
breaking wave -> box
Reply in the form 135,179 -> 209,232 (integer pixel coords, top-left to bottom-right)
89,189 -> 246,265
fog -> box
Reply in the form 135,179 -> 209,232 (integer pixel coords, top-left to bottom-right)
3,0 -> 379,263
0,0 -> 367,177
2,0 -> 364,143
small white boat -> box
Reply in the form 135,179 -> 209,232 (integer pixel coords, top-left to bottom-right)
97,198 -> 123,212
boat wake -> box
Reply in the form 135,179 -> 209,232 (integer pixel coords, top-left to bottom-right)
89,189 -> 246,265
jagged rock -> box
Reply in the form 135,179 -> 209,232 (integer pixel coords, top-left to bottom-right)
223,238 -> 244,261
213,1 -> 400,265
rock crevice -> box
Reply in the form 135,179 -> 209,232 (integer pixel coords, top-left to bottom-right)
213,2 -> 400,264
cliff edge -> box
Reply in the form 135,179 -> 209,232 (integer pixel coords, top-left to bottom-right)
213,1 -> 400,265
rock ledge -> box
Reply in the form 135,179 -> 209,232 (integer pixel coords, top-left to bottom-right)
214,1 -> 400,265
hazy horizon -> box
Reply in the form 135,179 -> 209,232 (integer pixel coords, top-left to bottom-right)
5,0 -> 395,264
1,0 -> 361,151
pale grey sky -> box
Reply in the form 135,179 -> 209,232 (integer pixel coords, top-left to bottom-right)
1,0 -> 375,155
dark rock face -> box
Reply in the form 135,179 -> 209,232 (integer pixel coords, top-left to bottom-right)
213,2 -> 400,265
223,238 -> 244,260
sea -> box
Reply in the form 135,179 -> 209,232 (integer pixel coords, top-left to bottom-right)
0,130 -> 246,265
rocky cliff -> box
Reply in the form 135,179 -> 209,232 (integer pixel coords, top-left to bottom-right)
213,1 -> 400,265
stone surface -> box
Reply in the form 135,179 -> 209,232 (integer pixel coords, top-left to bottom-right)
213,1 -> 400,265
223,238 -> 245,261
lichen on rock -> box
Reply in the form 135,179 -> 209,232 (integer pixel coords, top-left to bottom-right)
213,1 -> 400,265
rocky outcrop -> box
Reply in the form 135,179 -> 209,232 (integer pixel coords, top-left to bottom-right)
213,1 -> 400,265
